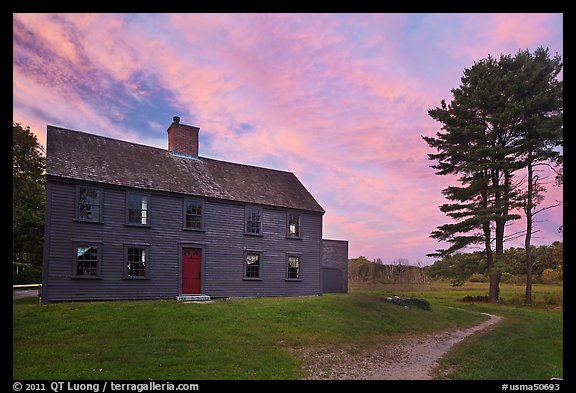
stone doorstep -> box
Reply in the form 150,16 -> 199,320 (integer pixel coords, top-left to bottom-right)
176,294 -> 211,302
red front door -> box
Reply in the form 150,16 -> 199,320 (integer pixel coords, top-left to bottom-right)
182,248 -> 202,294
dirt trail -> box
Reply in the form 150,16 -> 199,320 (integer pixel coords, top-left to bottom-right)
299,311 -> 503,380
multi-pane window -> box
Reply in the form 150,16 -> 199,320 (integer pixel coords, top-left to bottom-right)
245,207 -> 262,235
185,199 -> 204,229
287,255 -> 300,279
245,252 -> 261,279
78,187 -> 101,221
287,212 -> 301,238
126,246 -> 147,278
127,193 -> 149,225
75,244 -> 99,277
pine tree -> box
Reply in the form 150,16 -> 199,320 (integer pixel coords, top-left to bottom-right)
502,48 -> 563,304
424,55 -> 521,301
424,48 -> 562,302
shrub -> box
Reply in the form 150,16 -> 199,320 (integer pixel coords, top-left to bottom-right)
541,268 -> 562,284
468,273 -> 487,282
13,266 -> 42,285
450,279 -> 465,287
500,272 -> 516,283
383,296 -> 432,311
461,295 -> 490,303
404,297 -> 432,311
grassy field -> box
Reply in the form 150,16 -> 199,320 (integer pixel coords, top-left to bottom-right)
13,282 -> 562,380
352,281 -> 563,380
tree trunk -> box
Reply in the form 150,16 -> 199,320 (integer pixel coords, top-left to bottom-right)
525,162 -> 534,304
525,247 -> 533,304
489,272 -> 501,301
483,220 -> 499,302
491,168 -> 507,303
493,217 -> 505,303
493,169 -> 513,303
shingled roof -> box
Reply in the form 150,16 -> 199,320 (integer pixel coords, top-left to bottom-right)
46,126 -> 325,213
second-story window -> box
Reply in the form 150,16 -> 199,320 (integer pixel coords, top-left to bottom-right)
287,212 -> 301,238
77,186 -> 101,222
127,193 -> 149,226
185,199 -> 204,230
245,206 -> 262,235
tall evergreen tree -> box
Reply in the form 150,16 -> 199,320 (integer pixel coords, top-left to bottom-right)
424,47 -> 562,302
423,54 -> 522,301
502,48 -> 563,304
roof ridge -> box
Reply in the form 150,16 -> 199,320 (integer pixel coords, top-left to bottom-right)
47,125 -> 295,176
199,156 -> 294,175
47,125 -> 162,151
46,125 -> 325,213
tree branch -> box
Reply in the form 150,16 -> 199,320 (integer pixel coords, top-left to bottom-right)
534,162 -> 563,176
533,200 -> 563,216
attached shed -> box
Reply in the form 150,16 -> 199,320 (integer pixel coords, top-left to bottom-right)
321,239 -> 348,293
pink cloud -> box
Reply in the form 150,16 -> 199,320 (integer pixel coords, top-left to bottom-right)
492,13 -> 557,48
159,15 -> 561,263
13,69 -> 141,146
13,13 -> 563,264
14,14 -> 81,65
446,13 -> 561,62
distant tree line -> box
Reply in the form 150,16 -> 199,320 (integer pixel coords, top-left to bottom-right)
349,256 -> 429,283
349,241 -> 562,285
426,241 -> 563,284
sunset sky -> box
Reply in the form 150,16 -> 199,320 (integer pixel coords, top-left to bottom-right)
13,13 -> 564,265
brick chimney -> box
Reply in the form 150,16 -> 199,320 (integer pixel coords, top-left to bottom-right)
167,116 -> 200,158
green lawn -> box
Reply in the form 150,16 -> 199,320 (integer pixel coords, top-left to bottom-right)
434,305 -> 563,379
352,281 -> 563,380
13,282 -> 562,380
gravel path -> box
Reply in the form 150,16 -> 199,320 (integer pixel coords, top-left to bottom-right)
299,311 -> 503,380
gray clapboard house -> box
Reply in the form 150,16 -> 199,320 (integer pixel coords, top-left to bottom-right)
41,117 -> 348,303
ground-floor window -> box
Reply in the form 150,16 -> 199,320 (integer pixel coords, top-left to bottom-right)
74,243 -> 101,277
125,245 -> 149,278
287,255 -> 301,280
244,251 -> 261,279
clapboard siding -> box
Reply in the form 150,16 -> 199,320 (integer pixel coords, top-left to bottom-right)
42,178 -> 323,302
321,239 -> 349,293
